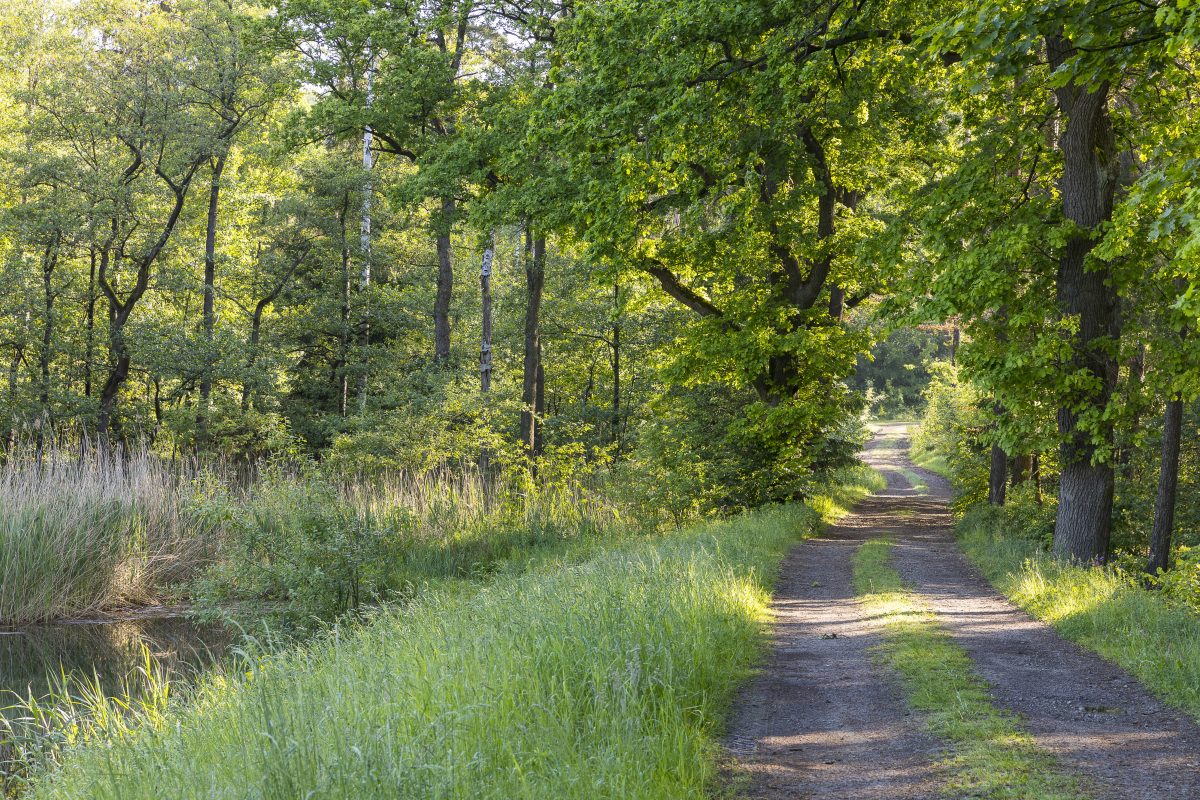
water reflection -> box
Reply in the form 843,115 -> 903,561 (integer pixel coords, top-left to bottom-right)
0,615 -> 228,705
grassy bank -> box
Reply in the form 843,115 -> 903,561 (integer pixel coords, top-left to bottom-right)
0,447 -> 624,626
9,466 -> 880,799
959,510 -> 1200,720
852,537 -> 1087,799
20,505 -> 811,800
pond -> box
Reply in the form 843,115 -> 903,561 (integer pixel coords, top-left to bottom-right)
1,612 -> 228,714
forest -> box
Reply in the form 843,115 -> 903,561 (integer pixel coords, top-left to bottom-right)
2,0 -> 1200,798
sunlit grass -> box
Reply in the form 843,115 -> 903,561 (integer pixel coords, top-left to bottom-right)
806,464 -> 887,523
20,504 -> 822,800
959,511 -> 1200,720
853,538 -> 1089,800
0,448 -> 212,624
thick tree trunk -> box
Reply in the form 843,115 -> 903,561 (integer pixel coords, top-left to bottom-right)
1146,394 -> 1183,575
198,152 -> 226,445
1046,34 -> 1120,563
988,443 -> 1007,505
434,197 -> 455,363
1011,454 -> 1033,487
520,232 -> 545,456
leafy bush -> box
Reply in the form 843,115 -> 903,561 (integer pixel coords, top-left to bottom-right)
192,472 -> 404,626
1150,545 -> 1200,613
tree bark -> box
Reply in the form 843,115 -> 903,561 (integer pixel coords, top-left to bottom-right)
198,152 -> 226,445
520,232 -> 545,456
1046,33 -> 1121,563
85,246 -> 97,399
534,355 -> 545,458
38,234 -> 60,428
988,442 -> 1007,505
1011,454 -> 1033,487
357,101 -> 373,411
434,197 -> 456,363
1146,394 -> 1184,575
611,281 -> 621,456
478,233 -> 494,471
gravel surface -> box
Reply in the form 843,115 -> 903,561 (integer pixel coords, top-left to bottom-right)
726,422 -> 1200,799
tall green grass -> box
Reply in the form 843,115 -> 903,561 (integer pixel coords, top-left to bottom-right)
0,450 -> 209,624
959,508 -> 1200,720
24,504 -> 815,800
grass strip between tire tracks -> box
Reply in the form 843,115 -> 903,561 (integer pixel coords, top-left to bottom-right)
852,536 -> 1090,800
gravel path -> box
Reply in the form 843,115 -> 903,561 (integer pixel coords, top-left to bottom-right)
726,422 -> 1200,799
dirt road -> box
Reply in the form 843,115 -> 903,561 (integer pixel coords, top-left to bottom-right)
726,423 -> 1200,799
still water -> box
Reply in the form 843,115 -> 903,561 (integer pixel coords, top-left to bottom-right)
0,613 -> 228,708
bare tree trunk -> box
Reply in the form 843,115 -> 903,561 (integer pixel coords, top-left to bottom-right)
1032,454 -> 1042,504
988,442 -> 1007,506
85,246 -> 97,399
534,355 -> 545,458
38,234 -> 60,429
1011,454 -> 1033,487
242,309 -> 263,412
198,152 -> 226,446
478,233 -> 494,471
334,192 -> 351,418
611,281 -> 621,457
357,87 -> 373,410
520,231 -> 545,456
1146,394 -> 1184,575
339,239 -> 351,418
1047,33 -> 1120,563
434,197 -> 456,363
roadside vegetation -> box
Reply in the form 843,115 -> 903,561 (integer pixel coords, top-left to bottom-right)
2,468 -> 882,799
959,511 -> 1200,720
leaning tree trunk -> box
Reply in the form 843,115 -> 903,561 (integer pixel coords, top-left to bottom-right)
520,232 -> 545,457
1146,394 -> 1184,575
434,197 -> 456,363
1047,34 -> 1121,563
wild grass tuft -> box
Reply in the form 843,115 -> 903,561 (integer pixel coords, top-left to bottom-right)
853,537 -> 1088,800
22,504 -> 815,800
0,448 -> 211,625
